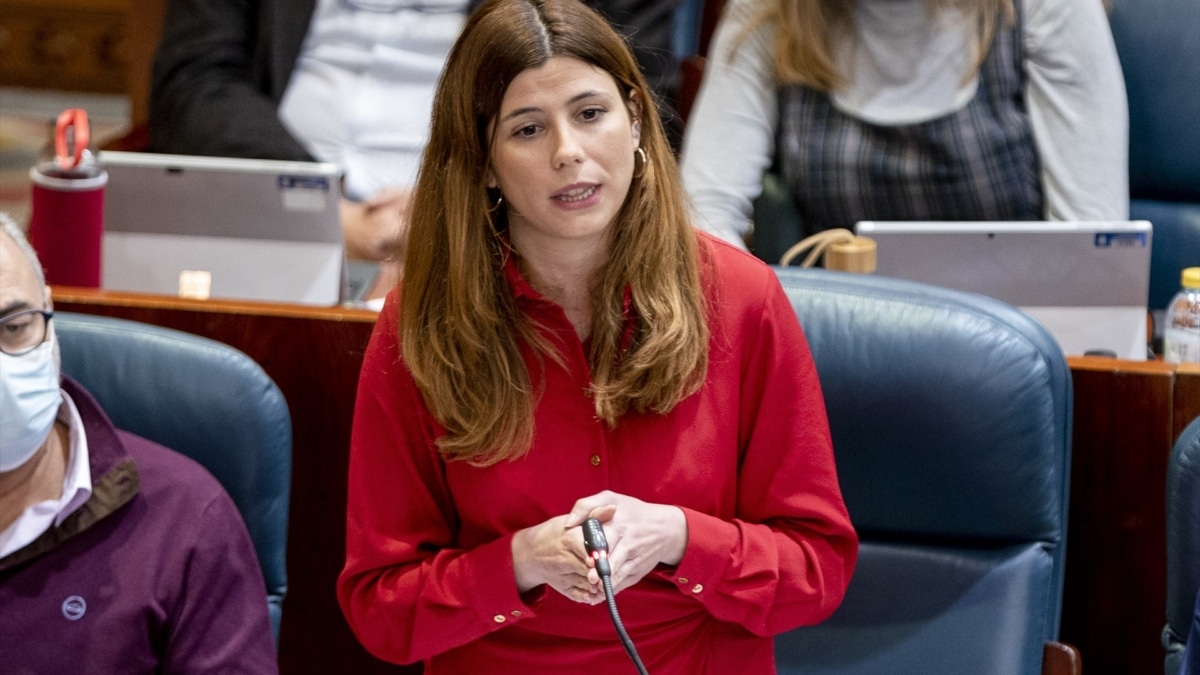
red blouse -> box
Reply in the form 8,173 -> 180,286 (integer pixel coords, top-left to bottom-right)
338,235 -> 858,673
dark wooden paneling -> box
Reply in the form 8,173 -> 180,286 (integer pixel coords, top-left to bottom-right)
1174,364 -> 1200,443
0,0 -> 129,94
0,0 -> 164,128
1061,357 -> 1175,675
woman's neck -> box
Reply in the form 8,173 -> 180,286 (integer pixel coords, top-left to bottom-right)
511,233 -> 607,341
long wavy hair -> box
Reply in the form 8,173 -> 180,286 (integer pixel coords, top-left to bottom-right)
401,0 -> 709,466
738,0 -> 1014,92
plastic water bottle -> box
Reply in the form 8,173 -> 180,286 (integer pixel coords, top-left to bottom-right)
1163,267 -> 1200,364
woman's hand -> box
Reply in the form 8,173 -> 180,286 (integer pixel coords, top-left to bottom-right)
511,515 -> 606,605
564,490 -> 688,595
340,186 -> 411,261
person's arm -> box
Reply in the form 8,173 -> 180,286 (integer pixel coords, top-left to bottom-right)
679,0 -> 779,250
664,273 -> 857,635
149,0 -> 313,160
341,186 -> 412,261
337,294 -> 544,665
1024,0 -> 1129,220
162,490 -> 279,674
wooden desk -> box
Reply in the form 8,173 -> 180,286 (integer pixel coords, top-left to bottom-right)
52,288 -> 1200,675
1060,357 -> 1199,675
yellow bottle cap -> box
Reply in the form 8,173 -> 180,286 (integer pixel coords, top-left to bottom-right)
1183,267 -> 1200,289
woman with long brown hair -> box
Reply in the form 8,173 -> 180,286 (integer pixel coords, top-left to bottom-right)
337,0 -> 857,670
681,0 -> 1128,264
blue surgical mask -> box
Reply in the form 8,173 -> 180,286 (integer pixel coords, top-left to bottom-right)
0,329 -> 62,472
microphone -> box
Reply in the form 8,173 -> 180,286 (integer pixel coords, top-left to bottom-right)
583,518 -> 649,675
582,517 -> 612,577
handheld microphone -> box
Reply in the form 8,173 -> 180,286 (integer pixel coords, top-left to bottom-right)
583,517 -> 612,577
582,518 -> 649,675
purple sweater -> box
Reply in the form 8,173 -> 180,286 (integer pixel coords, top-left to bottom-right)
0,378 -> 278,674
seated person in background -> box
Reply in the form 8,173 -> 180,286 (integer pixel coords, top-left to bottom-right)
336,0 -> 858,670
1186,587 -> 1200,675
0,214 -> 278,674
680,0 -> 1129,261
150,0 -> 687,277
149,0 -> 473,267
579,0 -> 690,147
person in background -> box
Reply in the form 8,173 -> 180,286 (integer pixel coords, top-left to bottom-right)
150,0 -> 688,280
149,0 -> 471,273
0,213 -> 278,674
574,0 -> 689,147
336,0 -> 858,671
680,0 -> 1128,262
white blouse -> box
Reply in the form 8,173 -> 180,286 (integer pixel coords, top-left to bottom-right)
278,0 -> 468,202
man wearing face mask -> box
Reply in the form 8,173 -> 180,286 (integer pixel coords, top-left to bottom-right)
0,214 -> 278,674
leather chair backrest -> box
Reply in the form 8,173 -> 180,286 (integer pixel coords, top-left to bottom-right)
1110,0 -> 1200,202
772,267 -> 1073,675
1108,0 -> 1200,311
1165,415 -> 1200,675
54,312 -> 292,644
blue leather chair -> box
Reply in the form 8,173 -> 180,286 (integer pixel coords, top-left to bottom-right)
772,267 -> 1075,675
1109,0 -> 1200,314
1165,415 -> 1200,674
54,312 -> 293,645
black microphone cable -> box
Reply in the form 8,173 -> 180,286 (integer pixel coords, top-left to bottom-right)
583,517 -> 650,675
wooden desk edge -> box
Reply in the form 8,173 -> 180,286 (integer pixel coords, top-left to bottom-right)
51,287 -> 381,323
1066,355 -> 1178,376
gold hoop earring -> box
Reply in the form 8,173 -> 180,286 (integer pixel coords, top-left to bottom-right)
633,147 -> 648,179
487,193 -> 505,214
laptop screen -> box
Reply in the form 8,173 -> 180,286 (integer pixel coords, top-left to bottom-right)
99,151 -> 346,306
854,220 -> 1153,360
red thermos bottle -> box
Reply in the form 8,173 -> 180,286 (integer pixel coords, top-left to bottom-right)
27,108 -> 108,288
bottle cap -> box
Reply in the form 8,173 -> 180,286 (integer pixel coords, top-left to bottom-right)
1183,267 -> 1200,289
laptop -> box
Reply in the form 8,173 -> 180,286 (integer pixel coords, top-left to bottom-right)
854,220 -> 1153,360
99,151 -> 346,306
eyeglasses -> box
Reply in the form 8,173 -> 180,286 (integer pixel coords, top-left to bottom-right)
0,309 -> 54,356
